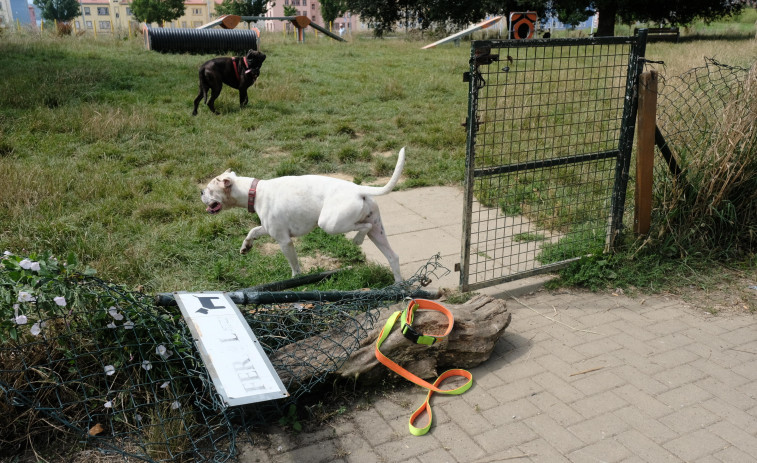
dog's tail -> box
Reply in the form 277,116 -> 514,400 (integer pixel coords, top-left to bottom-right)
198,69 -> 209,103
358,147 -> 406,196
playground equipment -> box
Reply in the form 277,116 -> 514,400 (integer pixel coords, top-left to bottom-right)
508,12 -> 537,39
143,25 -> 258,54
422,12 -> 541,49
422,16 -> 503,49
200,14 -> 346,43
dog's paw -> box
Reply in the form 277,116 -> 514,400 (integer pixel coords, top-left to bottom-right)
240,242 -> 252,254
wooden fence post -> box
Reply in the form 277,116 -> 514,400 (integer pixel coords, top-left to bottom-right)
634,70 -> 658,235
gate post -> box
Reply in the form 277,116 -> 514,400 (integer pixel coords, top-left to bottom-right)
608,29 -> 647,250
634,70 -> 658,235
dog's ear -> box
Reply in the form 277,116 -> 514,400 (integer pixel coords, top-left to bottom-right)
222,178 -> 233,190
224,168 -> 233,174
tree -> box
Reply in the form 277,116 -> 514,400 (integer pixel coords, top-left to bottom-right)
283,5 -> 297,17
320,0 -> 347,27
345,0 -> 747,37
215,0 -> 268,17
33,0 -> 80,22
547,0 -> 747,36
130,0 -> 186,26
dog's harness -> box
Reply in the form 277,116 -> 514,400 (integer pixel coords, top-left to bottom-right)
232,57 -> 254,83
247,179 -> 259,213
375,299 -> 473,436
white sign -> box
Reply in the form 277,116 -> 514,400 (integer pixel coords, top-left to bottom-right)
174,292 -> 288,406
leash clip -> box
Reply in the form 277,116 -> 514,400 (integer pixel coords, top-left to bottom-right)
401,323 -> 434,345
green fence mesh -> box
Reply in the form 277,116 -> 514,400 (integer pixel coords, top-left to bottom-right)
1,253 -> 448,462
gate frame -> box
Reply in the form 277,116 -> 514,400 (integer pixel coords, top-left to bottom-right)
460,31 -> 649,292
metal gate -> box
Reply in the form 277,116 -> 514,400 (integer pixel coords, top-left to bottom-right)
460,32 -> 648,292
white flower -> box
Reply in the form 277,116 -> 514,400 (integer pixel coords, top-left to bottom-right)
30,262 -> 40,272
30,322 -> 42,336
54,296 -> 67,307
160,381 -> 170,389
19,259 -> 32,270
171,401 -> 180,410
17,291 -> 36,303
106,322 -> 117,329
142,360 -> 152,371
108,306 -> 124,320
104,400 -> 113,408
135,414 -> 142,422
156,345 -> 172,359
13,304 -> 26,324
123,320 -> 134,330
104,365 -> 116,376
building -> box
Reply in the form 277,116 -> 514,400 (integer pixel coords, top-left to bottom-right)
0,0 -> 12,28
263,0 -> 358,34
48,0 -> 362,35
4,0 -> 31,26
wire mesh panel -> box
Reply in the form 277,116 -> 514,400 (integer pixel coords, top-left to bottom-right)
1,252 -> 446,461
461,35 -> 647,291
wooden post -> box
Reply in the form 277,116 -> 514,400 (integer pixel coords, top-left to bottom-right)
634,70 -> 658,235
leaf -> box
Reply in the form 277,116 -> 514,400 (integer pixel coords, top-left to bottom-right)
88,423 -> 105,436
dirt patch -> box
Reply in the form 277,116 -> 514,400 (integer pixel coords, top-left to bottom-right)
259,242 -> 341,273
661,268 -> 757,316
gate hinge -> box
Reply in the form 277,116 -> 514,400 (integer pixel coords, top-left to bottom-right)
454,263 -> 461,272
463,71 -> 471,83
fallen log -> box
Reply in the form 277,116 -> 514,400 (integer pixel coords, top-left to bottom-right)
270,295 -> 511,388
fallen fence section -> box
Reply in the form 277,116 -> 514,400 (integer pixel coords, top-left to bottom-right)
1,255 -> 447,462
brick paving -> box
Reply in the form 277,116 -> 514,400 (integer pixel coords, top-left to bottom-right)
238,288 -> 757,463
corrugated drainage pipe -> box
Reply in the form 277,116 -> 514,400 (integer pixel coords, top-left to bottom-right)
143,26 -> 258,54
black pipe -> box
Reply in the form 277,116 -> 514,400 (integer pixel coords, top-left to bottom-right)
155,288 -> 440,307
144,27 -> 258,54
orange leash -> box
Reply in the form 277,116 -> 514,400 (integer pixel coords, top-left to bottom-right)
375,299 -> 473,435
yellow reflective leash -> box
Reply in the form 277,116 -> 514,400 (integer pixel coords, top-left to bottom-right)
375,299 -> 473,436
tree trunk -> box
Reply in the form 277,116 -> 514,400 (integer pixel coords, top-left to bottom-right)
270,295 -> 511,388
595,0 -> 618,37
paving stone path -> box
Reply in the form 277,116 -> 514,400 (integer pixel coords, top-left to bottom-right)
238,288 -> 757,463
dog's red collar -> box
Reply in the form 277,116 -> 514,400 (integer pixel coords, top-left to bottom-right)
248,178 -> 259,213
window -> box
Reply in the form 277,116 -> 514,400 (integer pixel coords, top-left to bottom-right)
181,21 -> 187,28
86,20 -> 93,29
126,7 -> 132,15
311,4 -> 314,9
303,0 -> 307,5
99,20 -> 110,29
97,7 -> 108,15
192,21 -> 203,27
84,7 -> 90,15
192,8 -> 201,15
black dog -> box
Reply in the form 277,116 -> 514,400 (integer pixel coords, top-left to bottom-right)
192,49 -> 266,115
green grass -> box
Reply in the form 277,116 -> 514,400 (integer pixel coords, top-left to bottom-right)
1,15 -> 756,294
0,31 -> 470,292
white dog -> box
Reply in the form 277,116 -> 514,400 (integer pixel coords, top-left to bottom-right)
201,147 -> 405,282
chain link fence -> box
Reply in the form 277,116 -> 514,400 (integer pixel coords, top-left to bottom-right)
1,253 -> 447,462
650,57 -> 755,253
